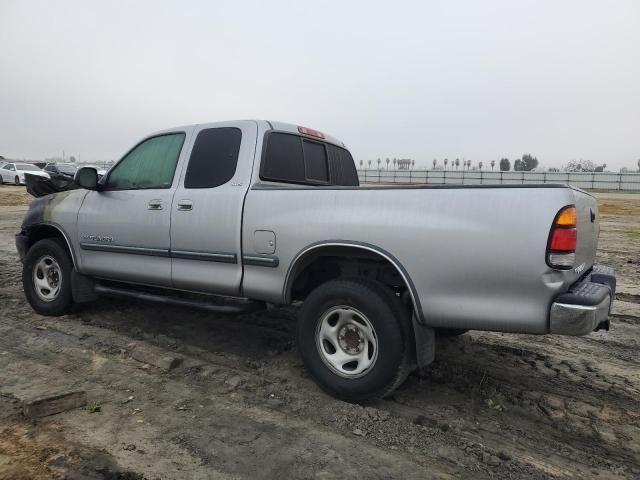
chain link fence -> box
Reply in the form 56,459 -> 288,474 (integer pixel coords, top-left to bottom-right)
357,170 -> 640,191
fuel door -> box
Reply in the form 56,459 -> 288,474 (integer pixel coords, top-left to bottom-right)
253,230 -> 276,254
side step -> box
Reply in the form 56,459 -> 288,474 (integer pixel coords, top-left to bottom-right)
94,284 -> 265,315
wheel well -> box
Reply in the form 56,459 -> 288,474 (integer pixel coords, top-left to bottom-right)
25,225 -> 74,265
287,246 -> 414,309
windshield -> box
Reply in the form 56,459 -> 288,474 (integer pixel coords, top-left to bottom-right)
16,164 -> 41,171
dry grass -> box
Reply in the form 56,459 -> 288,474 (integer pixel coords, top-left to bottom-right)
0,186 -> 31,207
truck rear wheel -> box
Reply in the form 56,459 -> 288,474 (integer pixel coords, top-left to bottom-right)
298,278 -> 412,402
22,238 -> 74,316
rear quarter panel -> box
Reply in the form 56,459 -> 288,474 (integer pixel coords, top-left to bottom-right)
242,185 -> 578,334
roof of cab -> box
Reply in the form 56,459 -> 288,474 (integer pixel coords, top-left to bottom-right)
149,120 -> 346,149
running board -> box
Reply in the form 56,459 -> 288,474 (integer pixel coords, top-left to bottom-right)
94,284 -> 265,315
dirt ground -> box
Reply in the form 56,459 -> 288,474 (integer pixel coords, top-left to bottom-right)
0,184 -> 639,479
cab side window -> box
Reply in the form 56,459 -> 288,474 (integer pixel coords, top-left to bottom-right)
106,133 -> 185,190
184,128 -> 242,188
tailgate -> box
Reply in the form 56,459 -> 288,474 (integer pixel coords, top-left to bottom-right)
572,188 -> 599,275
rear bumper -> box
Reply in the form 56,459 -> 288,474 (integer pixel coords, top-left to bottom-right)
549,264 -> 616,335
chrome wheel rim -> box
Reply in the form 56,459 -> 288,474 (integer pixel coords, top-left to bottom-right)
315,306 -> 378,378
32,255 -> 62,302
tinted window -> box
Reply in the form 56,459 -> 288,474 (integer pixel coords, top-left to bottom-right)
261,133 -> 305,183
184,128 -> 241,188
328,145 -> 359,186
107,133 -> 185,190
302,140 -> 329,182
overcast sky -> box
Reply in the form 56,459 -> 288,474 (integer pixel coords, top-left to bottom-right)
1,0 -> 639,170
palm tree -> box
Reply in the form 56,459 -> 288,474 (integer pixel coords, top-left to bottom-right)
377,158 -> 381,170
637,158 -> 640,172
479,161 -> 484,170
411,159 -> 415,170
386,158 -> 390,169
432,159 -> 437,169
368,159 -> 372,169
490,160 -> 495,171
359,160 -> 363,169
455,158 -> 460,170
444,158 -> 449,170
393,159 -> 397,169
467,160 -> 472,170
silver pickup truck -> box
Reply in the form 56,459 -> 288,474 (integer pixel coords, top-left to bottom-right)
16,120 -> 616,402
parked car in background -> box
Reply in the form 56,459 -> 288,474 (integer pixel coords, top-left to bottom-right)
43,163 -> 78,179
0,162 -> 49,185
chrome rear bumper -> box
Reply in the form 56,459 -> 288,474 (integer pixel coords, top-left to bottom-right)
549,264 -> 615,336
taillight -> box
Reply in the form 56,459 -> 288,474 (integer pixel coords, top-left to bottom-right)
298,126 -> 325,139
547,206 -> 577,269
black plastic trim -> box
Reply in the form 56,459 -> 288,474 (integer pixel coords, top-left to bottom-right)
242,255 -> 279,268
171,250 -> 237,264
80,243 -> 170,257
80,243 -> 240,264
94,284 -> 264,315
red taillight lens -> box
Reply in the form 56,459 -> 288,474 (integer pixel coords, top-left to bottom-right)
547,205 -> 577,269
550,228 -> 577,251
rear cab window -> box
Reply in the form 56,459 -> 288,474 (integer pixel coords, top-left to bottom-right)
260,132 -> 358,186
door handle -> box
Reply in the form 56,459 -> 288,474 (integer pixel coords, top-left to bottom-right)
177,200 -> 193,211
147,199 -> 163,210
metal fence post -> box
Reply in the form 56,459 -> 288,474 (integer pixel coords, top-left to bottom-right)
592,172 -> 595,190
619,173 -> 622,191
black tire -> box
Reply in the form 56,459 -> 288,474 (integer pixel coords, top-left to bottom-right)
22,238 -> 74,316
435,328 -> 468,338
298,278 -> 413,402
15,176 -> 20,185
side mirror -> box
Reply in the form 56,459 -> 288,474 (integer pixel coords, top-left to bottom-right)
74,167 -> 99,190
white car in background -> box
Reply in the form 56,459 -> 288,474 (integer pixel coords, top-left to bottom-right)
0,162 -> 50,185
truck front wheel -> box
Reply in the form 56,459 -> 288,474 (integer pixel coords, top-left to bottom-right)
298,278 -> 412,402
22,238 -> 74,316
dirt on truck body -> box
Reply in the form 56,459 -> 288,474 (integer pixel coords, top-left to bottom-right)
0,185 -> 639,479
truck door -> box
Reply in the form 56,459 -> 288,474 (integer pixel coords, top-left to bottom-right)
170,121 -> 257,295
77,131 -> 190,286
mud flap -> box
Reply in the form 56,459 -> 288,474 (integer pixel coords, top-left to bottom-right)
71,271 -> 98,303
412,314 -> 435,368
